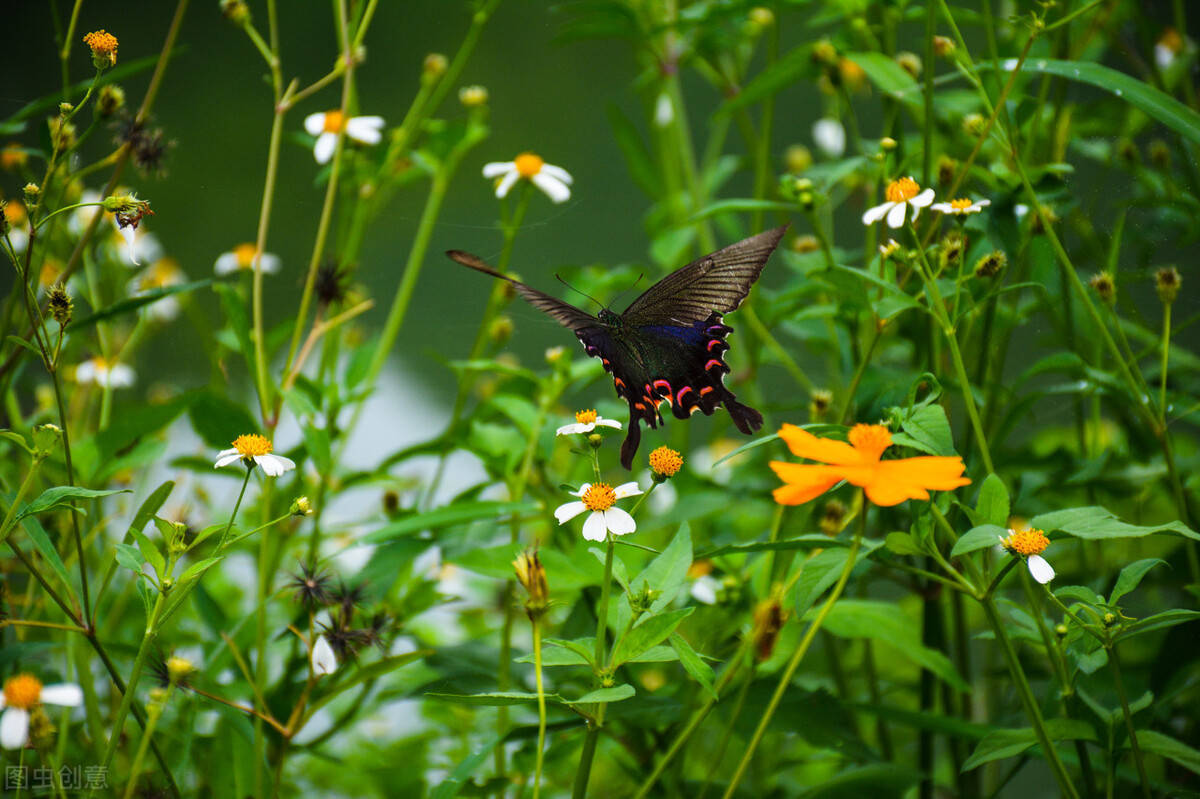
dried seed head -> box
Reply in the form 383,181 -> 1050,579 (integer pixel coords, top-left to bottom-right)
1155,266 -> 1181,304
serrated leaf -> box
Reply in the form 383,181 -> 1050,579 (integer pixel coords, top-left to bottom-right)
885,532 -> 924,556
670,633 -> 716,700
1138,730 -> 1200,775
951,525 -> 1007,557
17,486 -> 130,520
962,719 -> 1097,771
975,475 -> 1010,527
610,607 -> 694,668
566,684 -> 635,704
1031,506 -> 1200,542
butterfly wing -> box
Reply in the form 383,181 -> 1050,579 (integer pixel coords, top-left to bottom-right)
620,225 -> 788,326
447,250 -> 600,332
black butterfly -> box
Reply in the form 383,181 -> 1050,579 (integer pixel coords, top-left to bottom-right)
448,225 -> 787,469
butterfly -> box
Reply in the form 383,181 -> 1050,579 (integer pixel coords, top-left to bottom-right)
448,225 -> 787,469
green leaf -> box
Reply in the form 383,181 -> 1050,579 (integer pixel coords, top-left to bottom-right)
698,533 -> 852,559
797,764 -> 921,799
542,637 -> 596,666
993,58 -> 1200,148
962,719 -> 1097,771
610,607 -> 694,668
846,52 -> 921,105
115,542 -> 146,573
1031,506 -> 1200,542
18,516 -> 73,593
131,525 -> 166,580
5,336 -> 42,359
514,642 -> 678,666
1108,558 -> 1166,605
0,430 -> 33,455
884,532 -> 924,556
68,279 -> 213,330
606,103 -> 659,198
975,475 -> 1010,527
427,691 -> 553,706
718,44 -> 814,116
794,539 -> 882,617
430,734 -> 503,799
1138,730 -> 1200,776
950,525 -> 1007,557
900,404 -> 955,456
631,524 -> 692,613
691,199 -> 798,221
1113,609 -> 1200,643
361,501 -> 540,544
566,684 -> 635,704
819,600 -> 969,692
670,633 -> 717,700
214,283 -> 253,360
17,486 -> 130,520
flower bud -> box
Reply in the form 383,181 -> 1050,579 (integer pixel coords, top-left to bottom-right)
98,84 -> 126,117
785,144 -> 813,174
1054,623 -> 1068,637
166,655 -> 194,683
220,0 -> 251,23
933,36 -> 956,57
1155,266 -> 1180,304
513,549 -> 549,619
23,183 -> 40,208
752,597 -> 785,661
896,51 -> 922,79
879,136 -> 897,152
290,496 -> 314,516
962,113 -> 986,138
82,30 -> 119,69
937,155 -> 958,185
791,235 -> 819,254
33,423 -> 62,455
819,498 -> 846,536
423,53 -> 448,79
973,250 -> 1007,279
1090,272 -> 1115,305
48,285 -> 73,327
458,85 -> 489,107
809,388 -> 832,422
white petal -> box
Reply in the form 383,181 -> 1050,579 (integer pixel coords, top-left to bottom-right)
312,635 -> 338,675
8,230 -> 28,253
0,693 -> 5,709
556,423 -> 586,436
1156,43 -> 1174,70
216,447 -> 239,459
494,170 -> 520,199
304,112 -> 327,136
108,364 -> 135,387
582,511 -> 608,542
862,202 -> 893,225
603,507 -> 637,536
482,162 -> 515,179
345,116 -> 384,145
930,202 -> 952,213
975,199 -> 991,209
885,201 -> 909,228
910,188 -> 935,208
530,171 -> 570,201
554,501 -> 588,524
571,484 -> 592,498
539,163 -> 573,185
1,708 -> 29,749
314,133 -> 337,164
119,224 -> 140,264
655,92 -> 674,127
40,683 -> 82,707
594,417 -> 620,428
257,454 -> 295,477
214,252 -> 240,275
214,453 -> 243,469
1027,555 -> 1055,584
258,253 -> 282,274
812,118 -> 845,157
690,576 -> 718,605
613,481 -> 643,499
75,361 -> 96,383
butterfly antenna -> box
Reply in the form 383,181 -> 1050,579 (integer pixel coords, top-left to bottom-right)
555,273 -> 605,309
607,273 -> 644,310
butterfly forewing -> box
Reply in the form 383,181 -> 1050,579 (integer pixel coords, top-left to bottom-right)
620,226 -> 788,326
445,250 -> 600,332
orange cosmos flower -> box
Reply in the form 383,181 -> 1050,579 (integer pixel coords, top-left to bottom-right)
770,423 -> 971,507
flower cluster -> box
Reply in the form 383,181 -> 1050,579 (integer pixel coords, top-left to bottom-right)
863,177 -> 991,229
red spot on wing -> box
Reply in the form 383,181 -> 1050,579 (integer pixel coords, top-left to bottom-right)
653,379 -> 672,394
705,359 -> 725,372
699,386 -> 715,396
676,386 -> 694,405
707,339 -> 722,351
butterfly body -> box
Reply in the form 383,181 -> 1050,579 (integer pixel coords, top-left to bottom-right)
449,225 -> 787,468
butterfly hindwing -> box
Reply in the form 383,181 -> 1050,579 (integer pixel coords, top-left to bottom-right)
449,225 -> 785,470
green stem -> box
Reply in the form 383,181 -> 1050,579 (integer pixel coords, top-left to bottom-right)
0,456 -> 45,547
572,533 -> 616,799
720,497 -> 866,799
97,591 -> 166,777
219,468 -> 254,548
121,685 -> 172,799
979,596 -> 1080,799
1107,646 -> 1150,799
1159,301 -> 1171,425
532,618 -> 546,799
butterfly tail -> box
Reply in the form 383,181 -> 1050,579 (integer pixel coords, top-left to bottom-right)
726,397 -> 763,435
619,418 -> 642,470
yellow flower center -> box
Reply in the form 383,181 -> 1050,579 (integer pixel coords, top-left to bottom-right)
4,201 -> 27,225
649,445 -> 683,477
1002,527 -> 1049,556
3,674 -> 43,710
322,110 -> 346,133
581,483 -> 617,512
1160,28 -> 1183,53
847,424 -> 893,461
83,30 -> 119,57
575,409 -> 598,425
234,243 -> 258,267
885,177 -> 920,203
950,198 -> 973,211
145,258 -> 180,288
514,153 -> 545,178
232,433 -> 273,457
687,559 -> 713,578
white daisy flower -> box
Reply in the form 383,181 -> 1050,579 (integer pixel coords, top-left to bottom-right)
215,243 -> 281,276
311,635 -> 338,676
75,357 -> 135,388
862,176 -> 936,228
690,574 -> 720,605
108,221 -> 162,268
556,408 -> 622,436
998,526 -> 1055,585
303,111 -> 385,164
879,239 -> 901,258
0,674 -> 83,749
930,197 -> 991,216
554,481 -> 642,542
812,118 -> 846,158
128,257 -> 186,321
1156,28 -> 1184,70
482,153 -> 573,204
214,434 -> 296,477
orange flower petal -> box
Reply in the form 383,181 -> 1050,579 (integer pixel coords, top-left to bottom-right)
877,457 -> 971,490
769,461 -> 844,505
777,424 -> 861,465
865,480 -> 930,507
